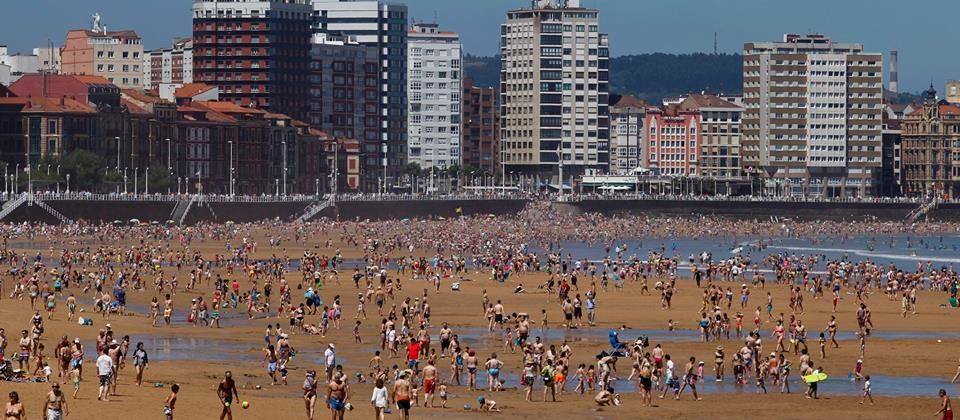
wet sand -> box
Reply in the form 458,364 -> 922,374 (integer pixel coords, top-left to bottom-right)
0,228 -> 957,419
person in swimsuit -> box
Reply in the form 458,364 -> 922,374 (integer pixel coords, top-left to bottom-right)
217,371 -> 239,420
326,373 -> 348,420
937,389 -> 954,420
164,384 -> 179,420
303,370 -> 317,420
5,392 -> 25,420
43,382 -> 68,420
393,370 -> 412,420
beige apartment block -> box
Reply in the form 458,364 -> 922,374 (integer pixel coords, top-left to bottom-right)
62,27 -> 144,90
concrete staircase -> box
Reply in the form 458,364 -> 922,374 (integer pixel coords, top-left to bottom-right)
32,198 -> 74,224
170,196 -> 196,225
294,196 -> 335,223
0,194 -> 27,220
906,198 -> 939,223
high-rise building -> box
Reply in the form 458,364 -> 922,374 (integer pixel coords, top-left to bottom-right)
743,34 -> 883,197
313,0 -> 408,192
679,95 -> 743,180
61,16 -> 144,90
901,86 -> 960,198
407,22 -> 462,170
308,33 -> 378,141
191,0 -> 313,120
500,0 -> 610,180
609,95 -> 646,175
461,77 -> 498,175
143,38 -> 193,91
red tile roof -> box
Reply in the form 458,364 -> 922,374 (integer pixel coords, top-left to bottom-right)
174,83 -> 216,99
0,96 -> 95,113
612,95 -> 648,109
680,94 -> 741,110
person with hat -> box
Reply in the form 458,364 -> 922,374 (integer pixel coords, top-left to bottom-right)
324,343 -> 337,381
713,345 -> 725,382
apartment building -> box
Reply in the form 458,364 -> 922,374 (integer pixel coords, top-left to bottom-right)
61,24 -> 144,89
609,95 -> 646,175
680,95 -> 743,179
313,0 -> 408,192
144,38 -> 193,91
308,33 -> 378,142
191,0 -> 313,120
407,22 -> 462,170
461,76 -> 498,174
901,86 -> 960,198
500,0 -> 610,179
645,104 -> 700,177
743,34 -> 883,197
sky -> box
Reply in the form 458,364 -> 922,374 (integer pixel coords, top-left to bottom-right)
2,0 -> 957,93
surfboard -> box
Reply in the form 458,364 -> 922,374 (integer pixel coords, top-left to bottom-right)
803,373 -> 828,384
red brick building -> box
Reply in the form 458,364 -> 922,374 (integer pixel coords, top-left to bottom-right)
461,77 -> 498,174
191,0 -> 313,121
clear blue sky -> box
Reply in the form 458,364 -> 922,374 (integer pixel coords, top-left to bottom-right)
2,0 -> 956,93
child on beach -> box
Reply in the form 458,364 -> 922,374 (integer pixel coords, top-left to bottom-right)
860,376 -> 874,405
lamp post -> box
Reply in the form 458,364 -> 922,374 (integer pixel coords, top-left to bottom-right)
145,167 -> 149,195
133,167 -> 138,195
228,140 -> 234,197
115,136 -> 120,173
275,178 -> 279,197
281,140 -> 287,197
123,168 -> 128,195
177,177 -> 182,195
166,138 -> 172,194
56,165 -> 60,194
315,178 -> 319,197
14,164 -> 19,194
65,174 -> 70,193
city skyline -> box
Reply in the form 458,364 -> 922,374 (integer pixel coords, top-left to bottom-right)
0,0 -> 957,93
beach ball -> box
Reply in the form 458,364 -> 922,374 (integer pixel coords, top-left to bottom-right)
242,401 -> 250,409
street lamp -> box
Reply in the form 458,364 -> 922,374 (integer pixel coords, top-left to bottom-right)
115,136 -> 120,173
145,167 -> 150,195
281,140 -> 287,197
275,178 -> 279,197
228,140 -> 234,197
65,174 -> 70,193
14,163 -> 19,194
134,167 -> 138,195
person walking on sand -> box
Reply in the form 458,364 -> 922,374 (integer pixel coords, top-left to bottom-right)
43,382 -> 69,420
371,378 -> 388,420
164,384 -> 179,420
936,389 -> 953,420
95,348 -> 113,402
303,370 -> 318,420
217,371 -> 239,420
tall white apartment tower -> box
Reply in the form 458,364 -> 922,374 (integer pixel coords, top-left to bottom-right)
743,34 -> 883,197
407,22 -> 463,170
500,0 -> 610,179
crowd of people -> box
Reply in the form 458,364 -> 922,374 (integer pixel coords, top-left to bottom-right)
0,205 -> 959,419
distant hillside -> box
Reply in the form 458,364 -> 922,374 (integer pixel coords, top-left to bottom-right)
464,53 -> 744,102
